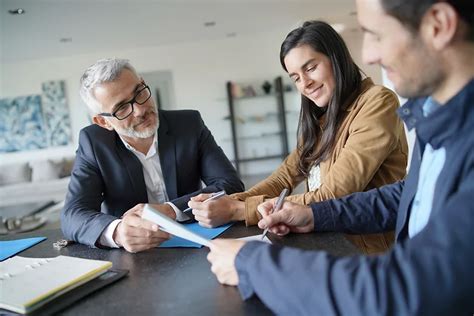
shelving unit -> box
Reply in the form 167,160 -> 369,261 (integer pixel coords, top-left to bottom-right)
226,76 -> 290,176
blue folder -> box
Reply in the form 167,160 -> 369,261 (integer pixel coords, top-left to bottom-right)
159,222 -> 233,248
0,237 -> 46,261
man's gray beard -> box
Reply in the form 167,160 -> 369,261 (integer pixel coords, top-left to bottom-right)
114,113 -> 159,139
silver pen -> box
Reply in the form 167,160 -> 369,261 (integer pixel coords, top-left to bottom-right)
261,188 -> 289,240
182,190 -> 226,214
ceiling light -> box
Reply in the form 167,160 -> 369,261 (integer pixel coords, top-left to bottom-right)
8,8 -> 25,15
204,21 -> 216,27
59,38 -> 72,43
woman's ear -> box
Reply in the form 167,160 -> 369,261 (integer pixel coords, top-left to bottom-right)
92,115 -> 114,131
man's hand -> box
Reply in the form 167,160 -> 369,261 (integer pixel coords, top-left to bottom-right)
113,203 -> 175,253
257,199 -> 315,236
188,194 -> 244,228
207,239 -> 246,286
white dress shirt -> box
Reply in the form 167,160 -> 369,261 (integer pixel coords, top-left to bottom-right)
99,134 -> 189,248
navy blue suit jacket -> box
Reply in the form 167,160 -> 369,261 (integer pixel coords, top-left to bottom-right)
61,110 -> 243,246
235,80 -> 474,315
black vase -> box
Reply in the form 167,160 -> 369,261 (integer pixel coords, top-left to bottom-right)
262,81 -> 272,94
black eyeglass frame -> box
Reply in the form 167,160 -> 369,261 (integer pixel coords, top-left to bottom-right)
98,84 -> 152,120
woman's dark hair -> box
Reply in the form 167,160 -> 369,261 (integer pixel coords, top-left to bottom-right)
280,20 -> 362,177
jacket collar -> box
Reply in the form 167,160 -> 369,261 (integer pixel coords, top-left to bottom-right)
398,78 -> 474,149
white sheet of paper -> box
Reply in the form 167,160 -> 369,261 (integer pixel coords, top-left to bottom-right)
238,234 -> 272,244
142,204 -> 212,247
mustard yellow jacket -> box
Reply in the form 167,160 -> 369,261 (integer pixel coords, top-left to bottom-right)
231,78 -> 408,254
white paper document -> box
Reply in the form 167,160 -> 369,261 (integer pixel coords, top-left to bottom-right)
238,234 -> 272,244
142,204 -> 212,247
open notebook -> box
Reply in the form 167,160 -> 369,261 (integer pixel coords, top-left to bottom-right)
0,255 -> 113,314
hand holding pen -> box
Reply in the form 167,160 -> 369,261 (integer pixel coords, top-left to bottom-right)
183,190 -> 226,214
261,188 -> 289,240
257,195 -> 315,237
185,190 -> 233,227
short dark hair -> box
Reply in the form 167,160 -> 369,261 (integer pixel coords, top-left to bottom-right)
380,0 -> 474,41
280,20 -> 362,176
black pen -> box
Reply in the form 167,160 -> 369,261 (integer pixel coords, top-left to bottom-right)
261,188 -> 289,240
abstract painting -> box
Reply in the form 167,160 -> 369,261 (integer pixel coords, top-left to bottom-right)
0,80 -> 71,152
0,95 -> 47,152
42,80 -> 71,146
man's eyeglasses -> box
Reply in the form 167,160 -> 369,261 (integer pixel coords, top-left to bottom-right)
99,84 -> 152,120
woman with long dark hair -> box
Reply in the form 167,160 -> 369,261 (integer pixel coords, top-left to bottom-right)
189,20 -> 408,253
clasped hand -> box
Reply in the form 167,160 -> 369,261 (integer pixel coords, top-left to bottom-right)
187,194 -> 243,228
113,203 -> 176,253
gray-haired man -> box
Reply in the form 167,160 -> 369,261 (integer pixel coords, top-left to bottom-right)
62,58 -> 243,253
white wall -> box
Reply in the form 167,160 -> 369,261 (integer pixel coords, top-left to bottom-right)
0,27 -> 382,175
343,29 -> 383,83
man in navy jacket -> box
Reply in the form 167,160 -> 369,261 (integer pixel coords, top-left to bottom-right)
207,1 -> 474,314
61,58 -> 243,252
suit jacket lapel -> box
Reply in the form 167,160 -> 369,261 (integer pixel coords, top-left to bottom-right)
115,134 -> 148,203
158,112 -> 178,199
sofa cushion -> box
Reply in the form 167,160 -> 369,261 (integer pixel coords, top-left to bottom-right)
30,160 -> 63,182
0,163 -> 32,186
59,157 -> 75,178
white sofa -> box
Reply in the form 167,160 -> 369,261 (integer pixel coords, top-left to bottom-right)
0,158 -> 73,208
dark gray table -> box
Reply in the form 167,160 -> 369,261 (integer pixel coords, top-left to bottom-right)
1,223 -> 360,315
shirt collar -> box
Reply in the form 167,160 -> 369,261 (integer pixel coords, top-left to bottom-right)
422,97 -> 440,117
119,133 -> 158,158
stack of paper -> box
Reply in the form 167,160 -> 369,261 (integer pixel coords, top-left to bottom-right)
238,234 -> 272,243
142,204 -> 272,247
0,255 -> 112,314
142,204 -> 213,247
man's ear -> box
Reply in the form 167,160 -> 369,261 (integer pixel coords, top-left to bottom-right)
92,115 -> 114,131
421,2 -> 458,50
